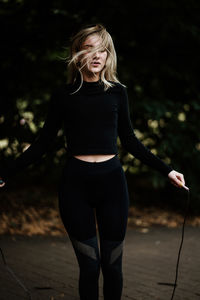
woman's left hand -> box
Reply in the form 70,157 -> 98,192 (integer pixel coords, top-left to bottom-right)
168,170 -> 186,189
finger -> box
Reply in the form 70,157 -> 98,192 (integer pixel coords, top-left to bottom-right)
172,178 -> 183,188
170,180 -> 181,188
177,174 -> 185,185
174,176 -> 185,187
179,174 -> 185,185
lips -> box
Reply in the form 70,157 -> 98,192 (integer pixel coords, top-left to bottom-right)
91,62 -> 101,66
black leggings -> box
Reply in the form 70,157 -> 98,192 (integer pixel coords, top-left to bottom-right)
58,154 -> 130,300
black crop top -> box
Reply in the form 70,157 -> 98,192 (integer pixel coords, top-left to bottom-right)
0,80 -> 173,182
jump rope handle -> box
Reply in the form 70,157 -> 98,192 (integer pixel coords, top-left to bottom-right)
181,184 -> 189,191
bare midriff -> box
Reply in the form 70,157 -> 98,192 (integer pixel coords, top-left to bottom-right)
73,154 -> 116,163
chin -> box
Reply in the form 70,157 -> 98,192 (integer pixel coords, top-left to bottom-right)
90,67 -> 103,74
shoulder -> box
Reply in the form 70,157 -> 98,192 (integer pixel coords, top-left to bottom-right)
107,82 -> 128,104
107,81 -> 127,94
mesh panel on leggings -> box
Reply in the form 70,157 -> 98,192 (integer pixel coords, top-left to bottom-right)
70,237 -> 98,261
110,241 -> 124,264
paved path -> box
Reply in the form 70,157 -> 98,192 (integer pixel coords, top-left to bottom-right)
0,226 -> 200,300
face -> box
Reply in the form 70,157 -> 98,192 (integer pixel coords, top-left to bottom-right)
79,34 -> 108,81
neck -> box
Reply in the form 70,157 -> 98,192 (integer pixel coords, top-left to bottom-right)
82,72 -> 100,82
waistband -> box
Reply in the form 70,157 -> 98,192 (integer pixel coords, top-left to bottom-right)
62,153 -> 122,177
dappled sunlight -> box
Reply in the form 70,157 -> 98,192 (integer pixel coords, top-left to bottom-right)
177,112 -> 186,122
148,119 -> 159,129
196,143 -> 200,151
16,97 -> 28,110
0,116 -> 5,123
0,138 -> 9,149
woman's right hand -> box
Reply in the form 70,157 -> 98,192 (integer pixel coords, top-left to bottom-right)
0,178 -> 6,187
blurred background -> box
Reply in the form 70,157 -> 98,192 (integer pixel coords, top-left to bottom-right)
0,0 -> 200,235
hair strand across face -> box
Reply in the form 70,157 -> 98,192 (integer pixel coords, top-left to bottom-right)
66,24 -> 122,92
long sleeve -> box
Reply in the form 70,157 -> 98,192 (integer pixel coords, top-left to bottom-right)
0,88 -> 64,182
118,86 -> 173,177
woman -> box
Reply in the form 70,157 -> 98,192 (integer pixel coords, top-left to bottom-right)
0,24 -> 186,300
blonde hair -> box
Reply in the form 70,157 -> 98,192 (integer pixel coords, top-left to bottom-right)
66,24 -> 121,92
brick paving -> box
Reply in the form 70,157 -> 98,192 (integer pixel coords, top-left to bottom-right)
0,226 -> 200,300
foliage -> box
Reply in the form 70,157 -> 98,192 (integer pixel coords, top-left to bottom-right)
0,0 -> 200,208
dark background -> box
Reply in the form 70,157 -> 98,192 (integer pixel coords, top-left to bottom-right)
0,0 -> 200,213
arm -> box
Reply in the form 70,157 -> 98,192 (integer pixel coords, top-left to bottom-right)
118,86 -> 173,177
0,88 -> 64,182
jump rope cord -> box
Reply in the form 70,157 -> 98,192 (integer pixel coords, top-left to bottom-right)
0,187 -> 190,300
170,188 -> 190,300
